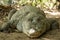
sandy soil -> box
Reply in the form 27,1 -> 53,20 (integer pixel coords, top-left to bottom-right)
0,29 -> 60,40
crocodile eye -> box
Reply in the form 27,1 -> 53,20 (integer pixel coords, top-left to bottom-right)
28,18 -> 33,21
37,18 -> 40,21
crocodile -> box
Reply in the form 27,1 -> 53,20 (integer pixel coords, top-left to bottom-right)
0,5 -> 59,38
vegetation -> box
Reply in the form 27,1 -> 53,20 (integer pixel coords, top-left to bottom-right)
15,0 -> 57,10
0,0 -> 60,11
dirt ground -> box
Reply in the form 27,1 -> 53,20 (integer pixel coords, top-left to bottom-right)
0,29 -> 60,40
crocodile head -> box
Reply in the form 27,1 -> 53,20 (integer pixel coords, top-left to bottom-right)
21,12 -> 47,38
